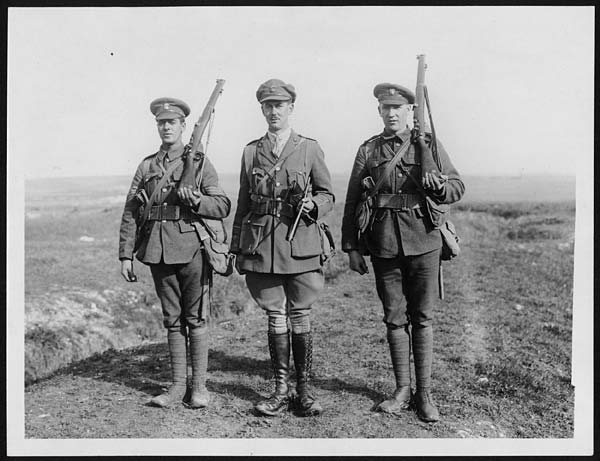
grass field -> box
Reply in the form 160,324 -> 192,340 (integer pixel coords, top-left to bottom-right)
23,174 -> 575,439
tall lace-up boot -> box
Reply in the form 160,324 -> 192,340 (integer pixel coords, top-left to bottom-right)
292,332 -> 322,417
150,326 -> 188,408
255,331 -> 291,416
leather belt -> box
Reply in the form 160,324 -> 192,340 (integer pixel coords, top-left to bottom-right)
373,193 -> 422,210
250,194 -> 295,217
147,205 -> 197,221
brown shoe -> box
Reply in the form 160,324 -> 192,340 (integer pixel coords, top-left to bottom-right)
413,389 -> 440,422
377,386 -> 412,414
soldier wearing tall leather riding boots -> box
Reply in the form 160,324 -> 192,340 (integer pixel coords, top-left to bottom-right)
341,83 -> 464,422
231,79 -> 335,417
119,97 -> 231,409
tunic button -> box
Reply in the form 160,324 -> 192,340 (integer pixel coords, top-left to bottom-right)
398,173 -> 402,177
162,188 -> 168,192
275,167 -> 280,171
276,182 -> 280,186
276,213 -> 280,217
162,220 -> 166,223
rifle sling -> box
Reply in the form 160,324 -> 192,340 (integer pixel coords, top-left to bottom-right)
138,156 -> 184,230
365,139 -> 412,201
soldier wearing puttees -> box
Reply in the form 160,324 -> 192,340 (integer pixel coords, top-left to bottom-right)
231,79 -> 335,417
119,97 -> 231,409
341,83 -> 465,422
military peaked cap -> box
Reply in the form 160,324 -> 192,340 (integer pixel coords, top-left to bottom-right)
373,83 -> 415,105
256,79 -> 296,103
150,97 -> 191,120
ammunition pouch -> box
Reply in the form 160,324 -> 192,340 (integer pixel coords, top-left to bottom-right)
440,219 -> 460,261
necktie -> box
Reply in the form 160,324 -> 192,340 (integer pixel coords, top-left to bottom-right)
272,134 -> 282,157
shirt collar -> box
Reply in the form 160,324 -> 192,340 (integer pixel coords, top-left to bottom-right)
381,128 -> 411,144
267,126 -> 292,144
157,141 -> 185,161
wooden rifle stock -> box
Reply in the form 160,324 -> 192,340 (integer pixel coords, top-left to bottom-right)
413,55 -> 441,175
179,79 -> 226,190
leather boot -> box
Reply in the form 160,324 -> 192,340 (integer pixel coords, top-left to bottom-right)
150,326 -> 188,408
255,331 -> 290,416
377,326 -> 412,414
292,332 -> 322,417
187,326 -> 210,408
412,325 -> 440,422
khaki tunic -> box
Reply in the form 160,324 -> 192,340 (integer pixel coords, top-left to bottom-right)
231,131 -> 335,274
119,141 -> 231,264
341,130 -> 465,257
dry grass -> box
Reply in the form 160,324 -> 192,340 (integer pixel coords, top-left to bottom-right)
24,176 -> 575,438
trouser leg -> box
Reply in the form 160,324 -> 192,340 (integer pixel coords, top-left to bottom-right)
405,249 -> 440,422
371,256 -> 411,412
245,273 -> 291,416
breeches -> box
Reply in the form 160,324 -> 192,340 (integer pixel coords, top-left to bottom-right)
245,270 -> 325,333
371,249 -> 440,329
150,249 -> 209,329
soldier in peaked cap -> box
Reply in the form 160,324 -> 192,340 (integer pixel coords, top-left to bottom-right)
230,79 -> 335,417
119,96 -> 231,409
341,82 -> 465,422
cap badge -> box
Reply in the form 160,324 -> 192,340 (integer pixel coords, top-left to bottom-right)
163,103 -> 170,110
388,88 -> 396,95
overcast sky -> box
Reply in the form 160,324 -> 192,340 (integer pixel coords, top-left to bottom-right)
8,6 -> 594,179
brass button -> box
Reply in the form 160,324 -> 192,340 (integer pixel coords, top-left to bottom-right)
276,182 -> 280,187
275,167 -> 280,171
162,188 -> 168,192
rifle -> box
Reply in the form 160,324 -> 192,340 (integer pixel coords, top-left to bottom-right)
413,54 -> 446,300
413,54 -> 442,174
286,177 -> 312,242
178,79 -> 226,191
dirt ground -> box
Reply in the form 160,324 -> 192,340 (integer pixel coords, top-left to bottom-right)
25,204 -> 575,443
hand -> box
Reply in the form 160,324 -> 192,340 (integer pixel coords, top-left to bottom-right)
348,250 -> 369,275
177,186 -> 202,208
120,259 -> 137,282
422,171 -> 448,192
297,198 -> 315,217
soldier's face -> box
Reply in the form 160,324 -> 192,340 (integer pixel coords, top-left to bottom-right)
156,118 -> 185,145
261,100 -> 294,132
378,103 -> 411,133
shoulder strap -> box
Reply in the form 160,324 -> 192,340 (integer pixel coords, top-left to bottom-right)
138,156 -> 184,228
366,139 -> 412,200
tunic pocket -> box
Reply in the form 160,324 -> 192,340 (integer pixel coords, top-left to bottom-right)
178,220 -> 196,233
239,216 -> 266,255
290,222 -> 322,258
